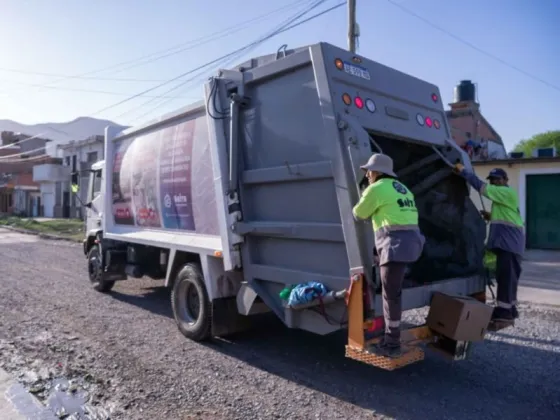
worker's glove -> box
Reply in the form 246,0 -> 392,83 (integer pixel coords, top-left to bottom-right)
480,210 -> 491,221
453,162 -> 465,174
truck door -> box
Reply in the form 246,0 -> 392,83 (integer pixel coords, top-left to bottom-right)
86,169 -> 103,233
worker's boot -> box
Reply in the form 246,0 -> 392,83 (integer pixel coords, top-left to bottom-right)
511,305 -> 519,319
491,307 -> 514,323
371,336 -> 402,358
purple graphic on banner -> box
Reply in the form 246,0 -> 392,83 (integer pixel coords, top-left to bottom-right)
159,120 -> 196,230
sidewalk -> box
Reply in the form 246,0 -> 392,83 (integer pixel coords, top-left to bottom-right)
518,250 -> 560,306
0,369 -> 57,420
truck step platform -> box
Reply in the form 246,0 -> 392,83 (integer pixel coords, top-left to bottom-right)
345,340 -> 425,371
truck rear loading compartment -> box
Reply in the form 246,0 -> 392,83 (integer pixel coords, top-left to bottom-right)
93,42 -> 490,369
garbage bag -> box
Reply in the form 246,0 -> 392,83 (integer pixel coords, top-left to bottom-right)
407,180 -> 486,284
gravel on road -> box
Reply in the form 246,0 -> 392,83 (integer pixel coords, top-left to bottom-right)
0,228 -> 559,420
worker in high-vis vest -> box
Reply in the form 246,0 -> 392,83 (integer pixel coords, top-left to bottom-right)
353,153 -> 425,357
454,164 -> 525,323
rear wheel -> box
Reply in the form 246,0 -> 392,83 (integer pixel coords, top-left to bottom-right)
88,245 -> 115,293
171,263 -> 212,342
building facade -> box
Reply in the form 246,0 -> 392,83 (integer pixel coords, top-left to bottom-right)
0,134 -> 57,216
33,135 -> 104,219
446,80 -> 507,161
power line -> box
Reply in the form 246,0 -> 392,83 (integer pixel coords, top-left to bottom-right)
0,0 -> 335,142
102,0 -> 343,121
0,1 -> 309,94
0,1 -> 315,131
0,145 -> 46,160
129,1 -> 346,123
0,80 -> 196,99
0,154 -> 52,163
0,69 -> 163,82
387,0 -> 560,93
120,1 -> 326,122
0,132 -> 49,150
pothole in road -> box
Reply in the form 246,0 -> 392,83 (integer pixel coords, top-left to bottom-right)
0,337 -> 114,419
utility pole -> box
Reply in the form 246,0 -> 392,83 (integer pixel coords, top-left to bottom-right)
347,0 -> 358,53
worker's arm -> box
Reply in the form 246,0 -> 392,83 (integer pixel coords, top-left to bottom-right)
454,163 -> 485,192
352,184 -> 380,221
454,164 -> 511,205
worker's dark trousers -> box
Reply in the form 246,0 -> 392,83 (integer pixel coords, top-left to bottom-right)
379,262 -> 407,345
495,249 -> 522,309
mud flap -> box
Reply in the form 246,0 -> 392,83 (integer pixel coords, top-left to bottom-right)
211,297 -> 253,337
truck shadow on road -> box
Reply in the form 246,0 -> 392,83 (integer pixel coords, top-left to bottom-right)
111,285 -> 560,420
110,286 -> 172,319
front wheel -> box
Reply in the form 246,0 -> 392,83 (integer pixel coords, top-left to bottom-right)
88,245 -> 115,293
171,263 -> 212,342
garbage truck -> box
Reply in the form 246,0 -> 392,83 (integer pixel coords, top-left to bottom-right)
81,42 -> 491,370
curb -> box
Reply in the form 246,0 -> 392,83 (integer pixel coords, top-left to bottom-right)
0,369 -> 58,420
0,225 -> 82,243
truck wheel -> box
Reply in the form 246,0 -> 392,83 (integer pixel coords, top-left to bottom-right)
171,263 -> 212,342
87,245 -> 115,293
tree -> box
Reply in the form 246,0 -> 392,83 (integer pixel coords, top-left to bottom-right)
513,130 -> 560,156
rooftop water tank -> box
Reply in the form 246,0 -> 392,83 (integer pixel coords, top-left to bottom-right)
453,80 -> 476,103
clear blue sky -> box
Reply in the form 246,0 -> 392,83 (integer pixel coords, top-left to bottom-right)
0,0 -> 558,150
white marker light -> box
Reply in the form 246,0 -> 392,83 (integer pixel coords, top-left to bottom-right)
365,99 -> 376,113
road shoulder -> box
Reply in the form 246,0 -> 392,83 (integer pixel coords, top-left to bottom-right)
0,225 -> 80,243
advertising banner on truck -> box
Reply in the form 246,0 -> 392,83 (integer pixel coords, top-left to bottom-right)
158,121 -> 195,230
112,138 -> 134,225
111,114 -> 219,235
131,131 -> 163,228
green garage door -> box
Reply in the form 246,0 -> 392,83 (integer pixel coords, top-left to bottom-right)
526,173 -> 560,249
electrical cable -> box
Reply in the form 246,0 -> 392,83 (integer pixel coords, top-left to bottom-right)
0,70 -> 163,83
203,0 -> 333,121
0,154 -> 51,163
387,0 -> 560,93
0,80 -> 196,99
122,0 -> 344,123
0,0 -> 310,93
0,132 -> 49,150
0,2 -> 317,125
1,1 -> 338,146
0,145 -> 46,159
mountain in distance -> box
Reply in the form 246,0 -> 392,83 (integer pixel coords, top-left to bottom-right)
0,116 -> 128,143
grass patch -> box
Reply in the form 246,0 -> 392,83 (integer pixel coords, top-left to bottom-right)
0,217 -> 84,241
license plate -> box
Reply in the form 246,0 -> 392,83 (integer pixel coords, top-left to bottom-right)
343,62 -> 371,80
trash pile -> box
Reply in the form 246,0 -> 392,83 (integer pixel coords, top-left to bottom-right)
279,282 -> 328,306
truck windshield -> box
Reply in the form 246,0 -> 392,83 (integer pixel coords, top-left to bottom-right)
90,170 -> 102,200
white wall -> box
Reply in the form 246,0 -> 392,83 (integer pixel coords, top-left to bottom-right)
61,141 -> 104,167
40,183 -> 56,217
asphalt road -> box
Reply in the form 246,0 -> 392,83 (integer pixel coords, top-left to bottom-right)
0,228 -> 559,419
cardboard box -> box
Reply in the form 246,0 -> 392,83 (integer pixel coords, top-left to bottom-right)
427,292 -> 493,341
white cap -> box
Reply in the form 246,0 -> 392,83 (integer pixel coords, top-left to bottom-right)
360,153 -> 397,177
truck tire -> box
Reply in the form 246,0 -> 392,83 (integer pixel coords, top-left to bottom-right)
87,245 -> 115,293
171,263 -> 212,342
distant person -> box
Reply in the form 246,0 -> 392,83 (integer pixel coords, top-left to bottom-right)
353,153 -> 425,357
454,165 -> 524,324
